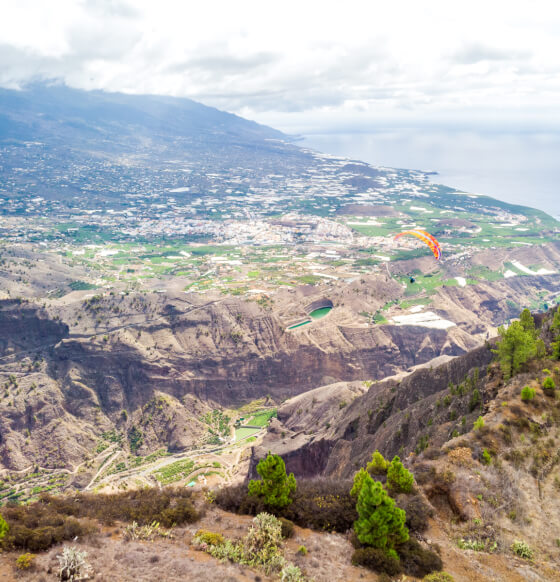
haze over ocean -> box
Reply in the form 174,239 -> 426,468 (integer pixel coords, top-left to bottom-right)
301,129 -> 560,220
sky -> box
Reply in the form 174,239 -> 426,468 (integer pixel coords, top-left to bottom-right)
2,0 -> 560,133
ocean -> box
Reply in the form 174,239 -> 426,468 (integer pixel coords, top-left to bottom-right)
300,129 -> 560,221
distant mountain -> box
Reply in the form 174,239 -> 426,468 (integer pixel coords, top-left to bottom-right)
0,83 -> 310,202
0,83 -> 287,150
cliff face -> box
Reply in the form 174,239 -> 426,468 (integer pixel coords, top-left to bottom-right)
0,301 -> 68,355
252,343 -> 496,480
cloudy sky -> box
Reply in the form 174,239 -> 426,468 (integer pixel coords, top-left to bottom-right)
1,0 -> 560,132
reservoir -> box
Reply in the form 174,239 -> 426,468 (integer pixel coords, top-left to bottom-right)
287,305 -> 332,330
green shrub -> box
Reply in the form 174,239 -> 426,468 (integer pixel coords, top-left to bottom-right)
0,514 -> 8,540
401,495 -> 434,533
1,488 -> 198,552
248,454 -> 296,509
367,450 -> 388,475
473,416 -> 484,431
1,516 -> 97,552
387,456 -> 414,493
457,538 -> 487,551
297,544 -> 307,555
122,521 -> 171,542
354,474 -> 408,550
521,386 -> 536,402
280,564 -> 305,582
482,449 -> 492,465
542,376 -> 556,397
15,553 -> 35,570
279,517 -> 294,539
511,539 -> 534,559
192,529 -> 225,546
398,538 -> 442,577
423,573 -> 455,582
205,513 -> 287,575
351,547 -> 403,576
216,478 -> 357,533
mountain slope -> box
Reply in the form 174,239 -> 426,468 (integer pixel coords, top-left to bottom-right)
0,83 -> 286,148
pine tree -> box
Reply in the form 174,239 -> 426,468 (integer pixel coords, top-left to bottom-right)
354,474 -> 409,550
469,388 -> 481,411
551,308 -> 560,334
386,456 -> 414,493
248,453 -> 296,508
519,308 -> 536,338
493,321 -> 536,380
0,513 -> 8,540
367,450 -> 389,475
351,467 -> 369,497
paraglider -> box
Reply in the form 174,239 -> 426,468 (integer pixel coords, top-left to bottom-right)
394,229 -> 442,260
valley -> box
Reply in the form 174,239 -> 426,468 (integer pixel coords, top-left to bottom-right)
0,84 -> 560,581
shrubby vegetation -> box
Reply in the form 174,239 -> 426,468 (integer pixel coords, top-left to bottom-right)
57,546 -> 92,582
511,539 -> 534,559
0,488 -> 198,551
193,512 -> 305,580
520,385 -> 536,402
216,477 -> 357,532
542,376 -> 556,397
423,573 -> 455,582
15,552 -> 36,571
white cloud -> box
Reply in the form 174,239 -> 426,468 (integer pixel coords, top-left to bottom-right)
1,0 -> 560,131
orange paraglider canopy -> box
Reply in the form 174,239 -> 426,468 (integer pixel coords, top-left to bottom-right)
394,229 -> 442,260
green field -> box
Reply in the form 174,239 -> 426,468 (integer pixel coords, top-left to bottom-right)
234,427 -> 261,441
247,409 -> 277,426
153,459 -> 196,484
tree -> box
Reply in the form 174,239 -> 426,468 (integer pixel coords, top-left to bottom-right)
0,513 -> 8,540
248,453 -> 296,509
535,339 -> 547,359
553,340 -> 560,361
386,456 -> 414,493
354,474 -> 409,551
351,467 -> 369,497
367,450 -> 388,476
469,388 -> 481,412
551,308 -> 560,334
493,321 -> 536,380
520,385 -> 535,401
543,376 -> 556,397
519,308 -> 536,338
